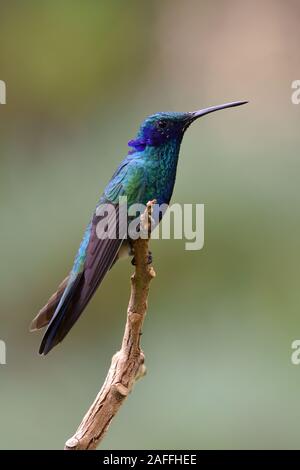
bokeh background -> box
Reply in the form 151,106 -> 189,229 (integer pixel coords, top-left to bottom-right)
1,0 -> 300,449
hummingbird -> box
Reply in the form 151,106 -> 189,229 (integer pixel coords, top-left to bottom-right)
31,100 -> 247,355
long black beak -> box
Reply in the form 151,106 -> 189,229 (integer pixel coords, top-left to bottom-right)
190,100 -> 248,121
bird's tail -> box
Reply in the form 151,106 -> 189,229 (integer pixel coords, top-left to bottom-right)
38,272 -> 85,355
30,275 -> 70,331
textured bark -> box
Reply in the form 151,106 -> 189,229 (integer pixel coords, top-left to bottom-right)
64,201 -> 156,450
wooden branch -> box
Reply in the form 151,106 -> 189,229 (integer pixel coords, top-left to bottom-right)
64,201 -> 156,450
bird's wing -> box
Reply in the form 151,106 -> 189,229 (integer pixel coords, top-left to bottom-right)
39,158 -> 146,355
103,155 -> 147,205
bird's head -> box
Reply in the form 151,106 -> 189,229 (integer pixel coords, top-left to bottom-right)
128,101 -> 248,152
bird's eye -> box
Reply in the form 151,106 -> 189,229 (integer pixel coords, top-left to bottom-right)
157,120 -> 167,129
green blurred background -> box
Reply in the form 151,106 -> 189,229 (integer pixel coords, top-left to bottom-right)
1,0 -> 300,449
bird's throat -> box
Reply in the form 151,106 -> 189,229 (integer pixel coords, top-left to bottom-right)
144,138 -> 183,204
